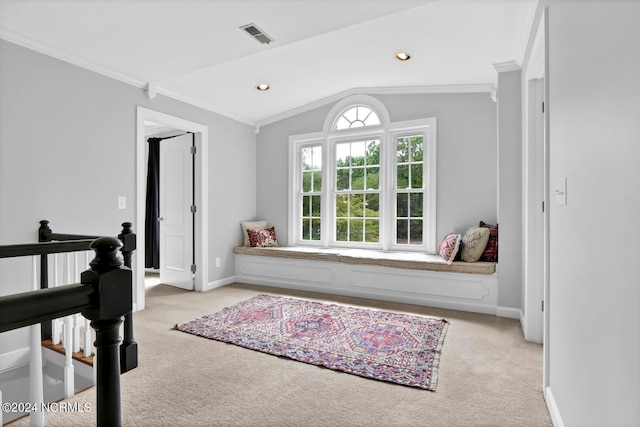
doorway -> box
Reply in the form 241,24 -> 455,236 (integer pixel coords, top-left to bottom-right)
135,107 -> 209,311
144,128 -> 195,290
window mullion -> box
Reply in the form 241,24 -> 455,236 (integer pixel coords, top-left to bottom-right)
322,138 -> 333,248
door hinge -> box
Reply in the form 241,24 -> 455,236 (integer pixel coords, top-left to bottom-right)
542,101 -> 545,113
190,205 -> 197,213
541,300 -> 544,312
191,264 -> 197,273
542,201 -> 545,212
190,146 -> 196,155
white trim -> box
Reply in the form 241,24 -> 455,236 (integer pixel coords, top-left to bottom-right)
495,306 -> 523,320
154,86 -> 254,126
0,29 -> 254,126
288,132 -> 326,247
545,387 -> 565,427
289,111 -> 436,252
204,275 -> 237,292
0,347 -> 30,374
235,254 -> 499,315
258,84 -> 494,128
522,5 -> 548,345
522,75 -> 545,345
0,29 -> 494,130
389,118 -> 437,253
136,107 -> 209,309
493,60 -> 522,73
0,28 -> 145,88
322,95 -> 391,133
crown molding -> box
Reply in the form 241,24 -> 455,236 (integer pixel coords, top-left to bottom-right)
256,84 -> 494,129
0,28 -> 256,127
0,28 -> 146,88
1,28 -> 498,131
493,60 -> 521,73
153,86 -> 254,126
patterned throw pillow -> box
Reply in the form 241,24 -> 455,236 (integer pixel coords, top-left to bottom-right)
240,220 -> 267,246
247,227 -> 279,248
479,221 -> 498,262
460,226 -> 490,262
438,233 -> 461,265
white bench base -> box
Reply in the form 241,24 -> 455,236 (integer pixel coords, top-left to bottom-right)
234,252 -> 499,315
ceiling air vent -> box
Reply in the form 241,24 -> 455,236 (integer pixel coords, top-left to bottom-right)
240,23 -> 274,45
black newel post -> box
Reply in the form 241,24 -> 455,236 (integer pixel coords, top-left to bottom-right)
39,220 -> 53,339
81,237 -> 132,427
118,222 -> 138,373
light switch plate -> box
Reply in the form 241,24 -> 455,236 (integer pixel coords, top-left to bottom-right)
555,177 -> 567,206
118,196 -> 127,210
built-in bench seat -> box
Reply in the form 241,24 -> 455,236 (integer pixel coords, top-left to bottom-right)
233,246 -> 500,315
233,246 -> 496,274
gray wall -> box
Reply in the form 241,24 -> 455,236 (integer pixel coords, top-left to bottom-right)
257,92 -> 498,248
0,39 -> 256,361
540,0 -> 640,425
496,70 -> 522,309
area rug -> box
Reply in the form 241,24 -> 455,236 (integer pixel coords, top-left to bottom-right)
175,294 -> 448,390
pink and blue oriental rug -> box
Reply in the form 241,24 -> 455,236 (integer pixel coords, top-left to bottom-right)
175,294 -> 448,391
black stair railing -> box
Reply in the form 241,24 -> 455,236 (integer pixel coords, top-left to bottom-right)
37,220 -> 138,373
0,236 -> 131,427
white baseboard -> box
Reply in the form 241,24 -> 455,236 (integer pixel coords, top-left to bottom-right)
495,306 -> 523,320
0,347 -> 30,374
204,275 -> 236,292
545,386 -> 565,427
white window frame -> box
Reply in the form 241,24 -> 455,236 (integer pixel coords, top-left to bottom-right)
289,135 -> 326,247
328,130 -> 386,249
388,120 -> 437,252
288,97 -> 436,253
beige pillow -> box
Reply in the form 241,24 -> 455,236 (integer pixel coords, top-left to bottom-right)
240,220 -> 267,246
460,226 -> 490,262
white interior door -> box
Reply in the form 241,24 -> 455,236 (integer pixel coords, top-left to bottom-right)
159,133 -> 194,290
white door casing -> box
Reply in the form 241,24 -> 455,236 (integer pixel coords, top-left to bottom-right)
136,107 -> 209,310
522,7 -> 549,392
159,134 -> 194,290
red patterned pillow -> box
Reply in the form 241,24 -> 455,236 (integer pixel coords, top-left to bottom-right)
438,232 -> 461,265
478,221 -> 498,262
247,227 -> 279,248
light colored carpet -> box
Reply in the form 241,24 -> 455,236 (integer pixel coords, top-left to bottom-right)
14,283 -> 552,426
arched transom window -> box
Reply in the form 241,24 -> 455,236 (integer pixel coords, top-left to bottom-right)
334,106 -> 381,130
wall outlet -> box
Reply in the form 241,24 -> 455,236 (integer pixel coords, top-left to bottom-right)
117,196 -> 126,210
215,258 -> 221,268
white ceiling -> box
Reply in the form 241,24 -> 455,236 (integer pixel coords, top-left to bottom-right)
0,0 -> 538,126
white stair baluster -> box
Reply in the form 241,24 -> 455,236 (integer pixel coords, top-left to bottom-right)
52,253 -> 62,345
73,314 -> 81,353
63,253 -> 75,398
72,253 -> 81,353
84,317 -> 92,358
63,315 -> 74,398
83,251 -> 95,360
93,352 -> 97,386
29,256 -> 45,427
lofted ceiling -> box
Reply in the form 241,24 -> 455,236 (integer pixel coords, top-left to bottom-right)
0,0 -> 538,127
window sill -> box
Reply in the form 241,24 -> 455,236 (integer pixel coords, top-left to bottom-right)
233,246 -> 496,275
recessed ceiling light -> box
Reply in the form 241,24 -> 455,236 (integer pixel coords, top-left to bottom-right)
395,52 -> 411,61
256,83 -> 270,91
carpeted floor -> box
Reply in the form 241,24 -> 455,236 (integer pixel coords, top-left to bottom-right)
14,282 -> 552,426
